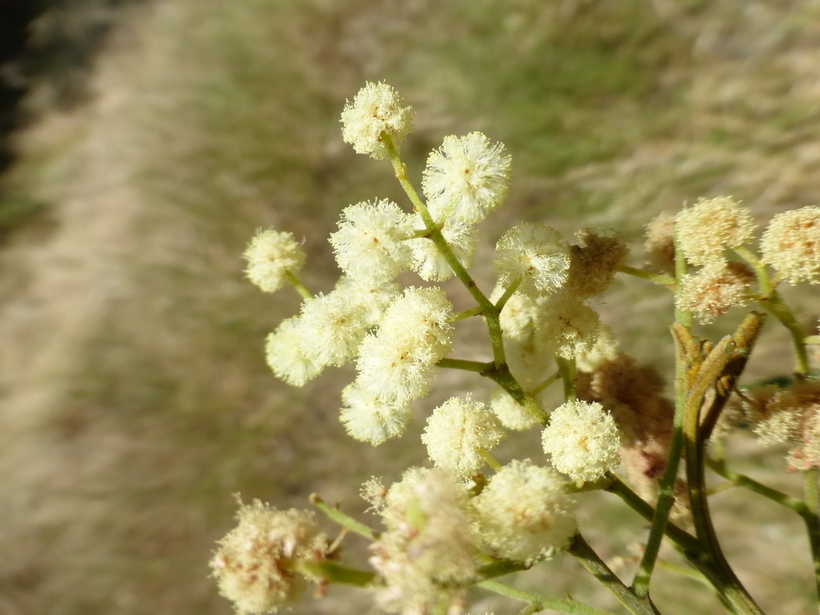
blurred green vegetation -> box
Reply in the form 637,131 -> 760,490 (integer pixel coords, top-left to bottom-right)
1,0 -> 820,614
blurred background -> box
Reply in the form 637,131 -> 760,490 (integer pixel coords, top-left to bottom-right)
1,1 -> 820,613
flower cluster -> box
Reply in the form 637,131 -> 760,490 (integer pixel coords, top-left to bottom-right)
368,468 -> 477,614
217,81 -> 820,615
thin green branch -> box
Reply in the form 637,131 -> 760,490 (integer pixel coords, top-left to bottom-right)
804,468 -> 820,606
495,277 -> 522,311
708,453 -> 820,607
476,559 -> 528,579
285,271 -> 312,300
706,458 -> 807,513
631,321 -> 692,597
618,265 -> 676,287
673,229 -> 692,327
454,306 -> 485,322
568,534 -> 660,615
478,447 -> 503,472
485,363 -> 549,425
556,356 -> 577,402
604,474 -> 700,554
531,370 -> 561,396
382,132 -> 493,312
478,579 -> 617,615
310,494 -> 378,539
485,310 -> 509,367
655,558 -> 710,585
437,358 -> 495,373
310,561 -> 375,586
734,246 -> 809,376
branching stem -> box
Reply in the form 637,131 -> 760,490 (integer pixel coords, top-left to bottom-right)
478,579 -> 617,615
618,265 -> 676,287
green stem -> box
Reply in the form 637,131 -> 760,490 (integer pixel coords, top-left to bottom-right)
604,474 -> 701,554
556,356 -> 577,402
309,561 -> 375,586
495,277 -> 522,311
804,468 -> 820,607
476,559 -> 528,579
454,306 -> 485,322
531,370 -> 561,396
805,335 -> 820,345
478,579 -> 617,615
568,534 -> 661,615
437,358 -> 495,373
733,246 -> 772,295
655,558 -> 710,585
310,494 -> 378,539
734,246 -> 809,376
708,458 -> 820,607
631,284 -> 692,596
382,132 -> 493,312
478,447 -> 503,472
673,228 -> 692,328
485,363 -> 549,425
682,337 -> 765,615
485,309 -> 509,367
706,458 -> 807,512
607,475 -> 766,614
285,271 -> 312,300
618,265 -> 676,287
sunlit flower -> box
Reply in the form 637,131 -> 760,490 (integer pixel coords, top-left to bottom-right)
341,82 -> 413,159
244,229 -> 306,293
542,400 -> 621,483
761,206 -> 820,285
494,223 -> 571,297
423,132 -> 511,223
210,499 -> 325,615
422,396 -> 506,476
676,196 -> 756,267
330,199 -> 414,285
472,461 -> 577,563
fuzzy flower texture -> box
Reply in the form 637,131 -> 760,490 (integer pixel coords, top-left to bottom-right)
210,500 -> 325,615
422,395 -> 506,477
542,400 -> 621,484
761,206 -> 820,285
244,229 -> 306,293
676,196 -> 756,267
341,81 -> 414,159
422,132 -> 512,223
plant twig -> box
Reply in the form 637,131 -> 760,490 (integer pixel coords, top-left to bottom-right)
618,265 -> 676,287
478,579 -> 617,615
569,534 -> 661,615
310,494 -> 378,539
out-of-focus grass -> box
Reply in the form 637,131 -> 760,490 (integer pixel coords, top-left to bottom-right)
2,0 -> 820,614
